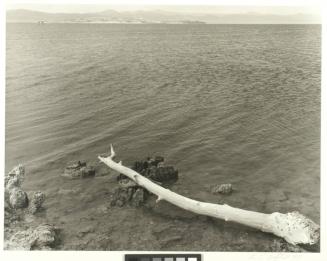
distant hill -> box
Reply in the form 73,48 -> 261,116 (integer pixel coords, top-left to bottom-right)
6,9 -> 321,24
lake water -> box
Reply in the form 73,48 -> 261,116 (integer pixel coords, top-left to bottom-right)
5,24 -> 321,251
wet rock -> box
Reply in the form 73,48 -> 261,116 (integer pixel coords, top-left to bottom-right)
113,156 -> 177,208
110,186 -> 147,207
4,201 -> 21,226
110,187 -> 134,207
4,165 -> 52,250
153,156 -> 165,165
93,161 -> 112,177
29,191 -> 46,214
4,166 -> 26,234
31,224 -> 59,250
31,191 -> 45,209
147,166 -> 178,182
131,188 -> 146,207
115,199 -> 124,207
5,224 -> 59,250
5,164 -> 25,189
62,161 -> 96,179
5,230 -> 32,250
118,178 -> 138,188
211,184 -> 233,195
94,168 -> 111,177
119,156 -> 178,183
8,187 -> 29,209
5,165 -> 28,209
270,239 -> 306,252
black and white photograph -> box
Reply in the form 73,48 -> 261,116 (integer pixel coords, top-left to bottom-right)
1,0 -> 325,258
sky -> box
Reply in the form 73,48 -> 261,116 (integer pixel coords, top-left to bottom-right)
5,0 -> 321,16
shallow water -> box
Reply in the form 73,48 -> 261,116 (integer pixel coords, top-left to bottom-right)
6,24 -> 320,251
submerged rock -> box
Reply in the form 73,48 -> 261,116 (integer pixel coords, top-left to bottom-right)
62,160 -> 95,179
118,179 -> 138,188
110,186 -> 147,207
211,184 -> 233,195
29,191 -> 46,214
110,187 -> 133,207
131,188 -> 146,207
5,224 -> 59,250
147,166 -> 178,182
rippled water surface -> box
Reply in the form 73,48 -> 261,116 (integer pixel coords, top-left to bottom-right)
6,24 -> 320,251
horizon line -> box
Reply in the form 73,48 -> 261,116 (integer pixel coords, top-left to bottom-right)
6,8 -> 320,15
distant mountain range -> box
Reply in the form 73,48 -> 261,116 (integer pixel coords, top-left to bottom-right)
6,9 -> 320,24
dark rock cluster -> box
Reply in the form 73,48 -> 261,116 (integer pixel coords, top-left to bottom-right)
111,186 -> 147,207
62,160 -> 95,179
112,156 -> 178,207
118,156 -> 178,183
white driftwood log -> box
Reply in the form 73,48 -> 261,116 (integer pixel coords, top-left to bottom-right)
98,145 -> 319,245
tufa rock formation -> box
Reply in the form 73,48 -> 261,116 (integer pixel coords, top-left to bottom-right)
5,165 -> 46,214
117,156 -> 178,183
62,160 -> 95,179
5,165 -> 28,209
29,191 -> 46,214
112,156 -> 178,207
5,224 -> 60,250
4,165 -> 57,250
211,183 -> 233,195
